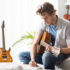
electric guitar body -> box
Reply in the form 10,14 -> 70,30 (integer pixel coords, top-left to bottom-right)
0,48 -> 12,62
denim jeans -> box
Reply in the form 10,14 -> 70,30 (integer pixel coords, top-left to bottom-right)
19,52 -> 42,64
19,51 -> 68,69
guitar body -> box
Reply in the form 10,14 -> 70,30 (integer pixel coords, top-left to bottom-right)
38,32 -> 51,54
64,14 -> 70,21
0,48 -> 12,62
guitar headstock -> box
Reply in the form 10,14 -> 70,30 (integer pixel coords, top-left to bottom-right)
66,5 -> 70,10
65,2 -> 70,10
1,20 -> 5,28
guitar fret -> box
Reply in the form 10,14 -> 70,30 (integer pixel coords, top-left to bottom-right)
40,40 -> 60,57
40,40 -> 50,47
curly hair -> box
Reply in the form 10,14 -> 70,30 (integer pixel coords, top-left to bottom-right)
36,2 -> 56,15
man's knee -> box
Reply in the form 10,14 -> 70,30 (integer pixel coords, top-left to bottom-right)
42,51 -> 57,69
19,52 -> 28,59
19,52 -> 30,63
42,51 -> 53,61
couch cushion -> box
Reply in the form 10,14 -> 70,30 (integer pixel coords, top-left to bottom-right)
55,57 -> 70,70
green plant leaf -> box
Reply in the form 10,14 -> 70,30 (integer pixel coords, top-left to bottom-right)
27,32 -> 34,39
12,32 -> 36,47
12,38 -> 23,47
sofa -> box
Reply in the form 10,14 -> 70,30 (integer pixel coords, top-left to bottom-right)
55,57 -> 70,70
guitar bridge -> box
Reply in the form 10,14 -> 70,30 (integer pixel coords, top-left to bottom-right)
3,58 -> 7,61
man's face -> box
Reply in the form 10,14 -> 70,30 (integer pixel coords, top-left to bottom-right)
41,12 -> 53,25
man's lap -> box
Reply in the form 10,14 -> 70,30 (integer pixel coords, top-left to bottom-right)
19,52 -> 42,64
19,51 -> 68,65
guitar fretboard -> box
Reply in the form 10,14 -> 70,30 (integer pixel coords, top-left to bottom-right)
40,40 -> 51,48
40,40 -> 60,57
2,21 -> 5,49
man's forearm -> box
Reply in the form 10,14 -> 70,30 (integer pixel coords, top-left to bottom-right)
30,44 -> 37,61
60,48 -> 70,54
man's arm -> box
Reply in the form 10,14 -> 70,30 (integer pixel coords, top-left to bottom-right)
60,44 -> 70,54
30,34 -> 42,61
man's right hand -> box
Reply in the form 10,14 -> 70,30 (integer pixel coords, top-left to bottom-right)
29,60 -> 37,67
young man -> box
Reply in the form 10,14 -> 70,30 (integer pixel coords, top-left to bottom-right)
19,2 -> 70,70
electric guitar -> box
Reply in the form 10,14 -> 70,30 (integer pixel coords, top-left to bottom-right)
0,21 -> 13,62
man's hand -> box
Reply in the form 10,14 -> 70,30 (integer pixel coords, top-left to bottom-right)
46,45 -> 51,52
29,60 -> 37,67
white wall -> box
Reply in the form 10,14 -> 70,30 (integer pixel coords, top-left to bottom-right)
0,0 -> 22,62
58,0 -> 70,18
67,0 -> 70,3
58,0 -> 67,17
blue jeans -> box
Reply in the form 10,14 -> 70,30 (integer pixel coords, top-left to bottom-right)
19,52 -> 42,64
19,51 -> 68,69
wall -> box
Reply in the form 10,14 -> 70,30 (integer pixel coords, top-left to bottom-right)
67,0 -> 70,3
58,0 -> 70,18
58,0 -> 67,17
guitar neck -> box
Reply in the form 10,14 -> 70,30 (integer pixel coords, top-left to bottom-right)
40,40 -> 53,49
67,9 -> 69,19
40,40 -> 49,47
66,5 -> 70,20
40,40 -> 60,57
2,21 -> 5,50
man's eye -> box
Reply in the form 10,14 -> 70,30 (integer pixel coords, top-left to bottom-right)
46,17 -> 48,18
45,16 -> 48,19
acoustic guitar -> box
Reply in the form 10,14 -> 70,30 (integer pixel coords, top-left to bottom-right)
0,21 -> 13,62
37,32 -> 51,54
38,31 -> 60,57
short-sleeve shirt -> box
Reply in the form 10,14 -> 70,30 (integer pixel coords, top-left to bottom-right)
36,15 -> 70,48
